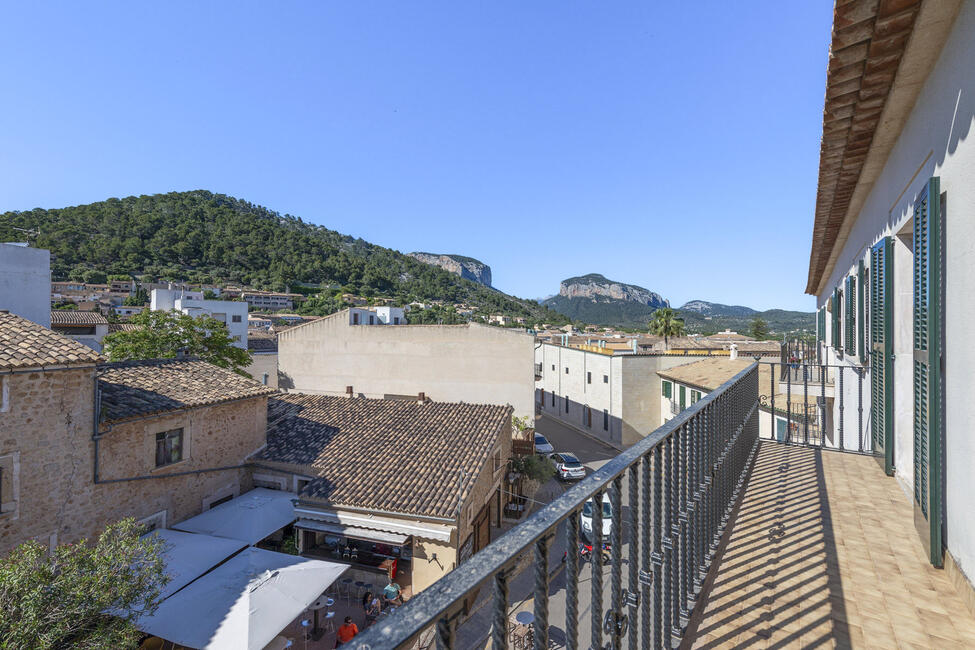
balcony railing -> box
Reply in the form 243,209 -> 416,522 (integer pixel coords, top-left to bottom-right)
354,363 -> 760,649
669,399 -> 681,416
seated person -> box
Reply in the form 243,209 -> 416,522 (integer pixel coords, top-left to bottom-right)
335,616 -> 358,647
382,582 -> 402,606
363,591 -> 381,622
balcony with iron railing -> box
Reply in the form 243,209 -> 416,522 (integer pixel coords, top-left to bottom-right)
355,362 -> 975,649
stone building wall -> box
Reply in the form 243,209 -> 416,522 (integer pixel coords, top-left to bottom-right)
0,366 -> 268,555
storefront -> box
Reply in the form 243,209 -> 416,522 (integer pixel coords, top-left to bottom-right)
296,519 -> 411,582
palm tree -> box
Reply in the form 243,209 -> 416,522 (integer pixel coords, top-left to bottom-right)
649,307 -> 685,349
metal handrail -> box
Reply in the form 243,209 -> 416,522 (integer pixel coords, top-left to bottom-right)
355,363 -> 760,649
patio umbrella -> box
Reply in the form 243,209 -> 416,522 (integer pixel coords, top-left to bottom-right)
137,547 -> 347,649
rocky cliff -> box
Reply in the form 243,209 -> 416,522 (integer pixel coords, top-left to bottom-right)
408,252 -> 492,287
558,273 -> 668,307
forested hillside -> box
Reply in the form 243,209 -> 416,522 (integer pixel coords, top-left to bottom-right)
0,190 -> 567,325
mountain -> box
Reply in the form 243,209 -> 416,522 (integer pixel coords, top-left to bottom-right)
408,252 -> 491,287
542,273 -> 669,326
0,190 -> 567,325
680,301 -> 757,317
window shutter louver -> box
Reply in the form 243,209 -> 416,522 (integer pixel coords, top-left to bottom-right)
858,259 -> 866,364
832,288 -> 841,349
845,275 -> 856,357
870,237 -> 894,475
912,177 -> 943,567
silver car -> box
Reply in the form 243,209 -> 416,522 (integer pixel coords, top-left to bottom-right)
549,452 -> 586,481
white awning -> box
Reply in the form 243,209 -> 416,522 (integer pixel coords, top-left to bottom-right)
146,529 -> 248,601
294,507 -> 453,542
137,547 -> 347,650
172,488 -> 297,545
294,519 -> 409,545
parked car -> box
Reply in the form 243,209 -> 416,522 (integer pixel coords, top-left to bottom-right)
534,433 -> 554,454
580,492 -> 613,539
549,452 -> 586,481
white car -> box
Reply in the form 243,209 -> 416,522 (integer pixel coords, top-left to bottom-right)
580,492 -> 613,539
549,452 -> 586,481
534,433 -> 555,454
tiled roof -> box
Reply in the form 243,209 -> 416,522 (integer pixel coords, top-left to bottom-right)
248,334 -> 277,352
0,311 -> 104,370
657,358 -> 754,392
50,310 -> 109,326
259,394 -> 511,519
98,359 -> 276,423
108,323 -> 141,333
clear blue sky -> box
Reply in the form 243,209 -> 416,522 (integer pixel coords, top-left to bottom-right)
0,2 -> 831,311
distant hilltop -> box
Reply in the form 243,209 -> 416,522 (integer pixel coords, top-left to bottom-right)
408,252 -> 492,287
680,300 -> 757,317
558,273 -> 668,307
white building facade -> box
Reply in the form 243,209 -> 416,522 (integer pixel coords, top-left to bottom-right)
807,0 -> 975,592
0,243 -> 50,328
150,288 -> 248,349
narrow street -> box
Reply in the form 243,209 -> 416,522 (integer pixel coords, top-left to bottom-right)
454,414 -> 633,649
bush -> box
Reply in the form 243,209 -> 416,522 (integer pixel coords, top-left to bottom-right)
512,454 -> 556,483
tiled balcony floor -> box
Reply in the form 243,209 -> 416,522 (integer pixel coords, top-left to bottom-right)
686,442 -> 975,649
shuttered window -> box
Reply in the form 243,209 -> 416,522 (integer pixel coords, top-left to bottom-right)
845,275 -> 856,357
858,259 -> 866,363
831,288 -> 841,349
662,380 -> 672,399
870,237 -> 893,474
817,307 -> 826,344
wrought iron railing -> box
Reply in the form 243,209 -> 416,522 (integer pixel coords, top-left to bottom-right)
355,364 -> 760,650
669,399 -> 681,416
757,361 -> 871,453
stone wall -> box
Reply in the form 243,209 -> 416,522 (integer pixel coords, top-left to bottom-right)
0,366 -> 268,555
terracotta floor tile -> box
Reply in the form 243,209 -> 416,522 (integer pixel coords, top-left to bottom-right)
684,443 -> 975,649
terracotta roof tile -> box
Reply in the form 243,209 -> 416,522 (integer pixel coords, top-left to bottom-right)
98,359 -> 275,423
0,311 -> 104,370
258,394 -> 511,519
657,358 -> 754,392
50,310 -> 109,326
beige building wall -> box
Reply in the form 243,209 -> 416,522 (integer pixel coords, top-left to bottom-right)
277,313 -> 535,419
0,367 -> 268,555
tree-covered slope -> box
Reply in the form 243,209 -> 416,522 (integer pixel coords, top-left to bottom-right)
0,190 -> 566,324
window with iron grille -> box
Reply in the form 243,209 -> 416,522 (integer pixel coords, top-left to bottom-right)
155,428 -> 183,467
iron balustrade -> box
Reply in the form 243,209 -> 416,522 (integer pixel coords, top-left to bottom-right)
354,363 -> 760,650
757,361 -> 871,454
669,399 -> 681,416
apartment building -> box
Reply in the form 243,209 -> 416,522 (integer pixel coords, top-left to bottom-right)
278,309 -> 535,420
240,290 -> 302,311
253,394 -> 512,593
0,312 -> 275,554
0,243 -> 50,327
534,343 -> 704,447
150,288 -> 248,349
806,0 -> 975,592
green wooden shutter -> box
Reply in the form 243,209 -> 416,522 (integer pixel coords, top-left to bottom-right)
831,287 -> 841,350
912,176 -> 943,567
858,259 -> 866,363
817,307 -> 826,344
662,380 -> 672,399
870,237 -> 894,475
845,275 -> 856,357
679,385 -> 686,410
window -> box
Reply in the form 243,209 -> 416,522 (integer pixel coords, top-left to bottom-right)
587,372 -> 592,384
493,448 -> 503,474
551,392 -> 555,407
845,275 -> 856,357
295,477 -> 312,493
603,375 -> 608,384
231,314 -> 242,323
565,396 -> 569,413
393,317 -> 400,325
551,364 -> 555,371
565,367 -> 569,374
690,390 -> 701,404
208,494 -> 233,509
353,312 -> 360,325
662,380 -> 672,399
679,385 -> 686,410
137,510 -> 167,532
253,473 -> 288,490
603,409 -> 609,431
155,428 -> 183,467
369,315 -> 375,325
0,452 -> 19,516
0,376 -> 8,413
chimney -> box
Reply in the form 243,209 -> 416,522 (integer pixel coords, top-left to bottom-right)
417,392 -> 426,403
730,343 -> 738,360
346,385 -> 354,397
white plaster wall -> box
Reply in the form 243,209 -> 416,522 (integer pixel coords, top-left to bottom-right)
815,2 -> 975,580
280,314 -> 535,420
0,244 -> 50,327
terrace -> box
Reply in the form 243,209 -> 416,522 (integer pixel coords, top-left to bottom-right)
353,362 -> 975,649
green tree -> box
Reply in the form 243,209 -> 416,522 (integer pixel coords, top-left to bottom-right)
750,317 -> 770,340
648,307 -> 686,348
202,289 -> 218,300
103,309 -> 253,375
0,518 -> 169,649
122,288 -> 149,306
81,269 -> 107,284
